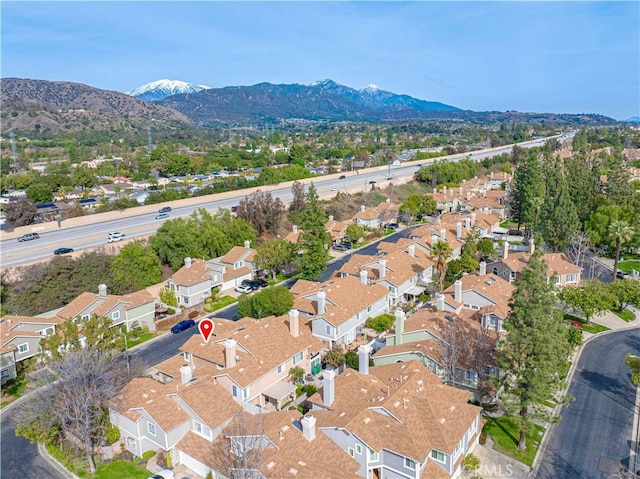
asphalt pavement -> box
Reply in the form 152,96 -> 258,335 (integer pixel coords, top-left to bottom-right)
536,328 -> 640,479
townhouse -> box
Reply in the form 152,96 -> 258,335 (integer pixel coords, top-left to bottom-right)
325,215 -> 352,243
291,275 -> 390,348
354,205 -> 384,229
152,310 -> 324,411
0,315 -> 61,384
55,284 -> 155,331
206,241 -> 258,292
308,359 -> 483,479
337,244 -> 434,306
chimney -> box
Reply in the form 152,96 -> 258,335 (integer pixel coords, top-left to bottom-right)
431,234 -> 439,246
244,240 -> 251,249
293,225 -> 298,234
360,205 -> 366,212
479,261 -> 487,276
483,189 -> 487,199
184,257 -> 192,269
360,269 -> 369,285
328,215 -> 334,221
224,339 -> 237,369
317,291 -> 326,315
408,244 -> 415,257
433,187 -> 437,194
454,279 -> 462,303
289,308 -> 299,338
449,189 -> 453,197
301,413 -> 316,441
471,212 -> 476,226
490,171 -> 494,179
180,364 -> 192,385
98,284 -> 107,297
465,217 -> 471,231
440,228 -> 446,241
378,258 -> 386,279
529,239 -> 535,254
467,191 -> 472,201
323,367 -> 336,406
443,185 -> 447,194
456,222 -> 462,239
358,344 -> 371,375
386,198 -> 391,203
395,309 -> 405,344
436,293 -> 445,312
503,241 -> 509,260
459,187 -> 463,196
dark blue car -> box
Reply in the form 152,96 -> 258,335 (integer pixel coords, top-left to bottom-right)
171,319 -> 196,334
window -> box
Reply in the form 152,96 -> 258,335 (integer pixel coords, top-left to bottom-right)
194,420 -> 211,439
147,422 -> 156,436
465,371 -> 478,381
431,450 -> 445,462
184,352 -> 191,361
293,352 -> 303,365
510,271 -> 516,280
566,274 -> 577,283
277,364 -> 284,374
232,385 -> 239,398
348,447 -> 354,457
18,343 -> 28,354
112,311 -> 120,320
404,458 -> 416,470
555,276 -> 562,285
369,449 -> 378,462
389,286 -> 397,294
356,444 -> 362,455
234,262 -> 242,269
492,267 -> 498,275
325,325 -> 333,335
81,314 -> 90,321
182,296 -> 189,305
367,305 -> 372,312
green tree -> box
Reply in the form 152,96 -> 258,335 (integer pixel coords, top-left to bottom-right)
498,252 -> 572,450
70,166 -> 97,190
625,354 -> 640,386
346,223 -> 367,242
323,345 -> 346,369
399,194 -> 437,221
237,286 -> 294,319
111,242 -> 162,292
159,287 -> 178,307
365,313 -> 395,333
539,162 -> 580,252
4,197 -> 37,226
26,182 -> 53,203
608,220 -> 636,282
288,180 -> 307,225
289,366 -> 305,384
559,280 -> 615,324
476,238 -> 496,259
565,154 -> 600,224
444,252 -> 479,285
431,240 -> 453,290
508,150 -> 544,230
297,183 -> 330,280
254,239 -> 295,280
608,279 -> 640,310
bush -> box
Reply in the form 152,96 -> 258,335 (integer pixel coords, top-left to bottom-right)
142,450 -> 155,462
305,384 -> 317,396
479,431 -> 487,445
365,313 -> 395,333
166,307 -> 176,315
463,453 -> 481,472
105,423 -> 121,445
188,310 -> 198,319
345,351 -> 359,369
45,443 -> 76,472
156,450 -> 167,468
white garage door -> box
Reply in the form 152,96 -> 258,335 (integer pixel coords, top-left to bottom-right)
179,450 -> 211,478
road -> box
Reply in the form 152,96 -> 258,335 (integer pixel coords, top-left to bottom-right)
536,328 -> 640,479
0,139 -> 551,269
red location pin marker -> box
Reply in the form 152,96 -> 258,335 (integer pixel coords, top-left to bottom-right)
198,319 -> 214,343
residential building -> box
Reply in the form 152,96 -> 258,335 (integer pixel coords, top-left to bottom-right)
206,241 -> 258,292
167,257 -> 218,307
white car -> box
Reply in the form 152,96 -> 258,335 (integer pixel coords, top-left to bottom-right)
147,470 -> 174,479
331,187 -> 339,191
107,232 -> 126,243
234,284 -> 253,294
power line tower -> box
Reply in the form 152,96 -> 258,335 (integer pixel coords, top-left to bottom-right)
147,126 -> 153,155
10,131 -> 19,171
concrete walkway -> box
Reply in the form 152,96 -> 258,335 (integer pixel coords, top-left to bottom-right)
473,436 -> 531,479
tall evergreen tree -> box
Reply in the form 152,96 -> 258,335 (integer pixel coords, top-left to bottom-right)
498,252 -> 572,450
608,220 -> 636,281
508,150 -> 544,231
297,183 -> 329,279
539,161 -> 580,252
564,154 -> 600,224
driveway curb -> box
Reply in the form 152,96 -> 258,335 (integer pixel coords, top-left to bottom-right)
37,442 -> 79,479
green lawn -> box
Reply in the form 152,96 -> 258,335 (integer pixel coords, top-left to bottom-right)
583,323 -> 610,334
92,460 -> 151,479
125,332 -> 156,349
209,295 -> 237,311
613,308 -> 636,322
500,220 -> 518,228
618,261 -> 640,274
483,416 -> 545,466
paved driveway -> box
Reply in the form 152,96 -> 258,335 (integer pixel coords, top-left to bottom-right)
536,328 -> 640,479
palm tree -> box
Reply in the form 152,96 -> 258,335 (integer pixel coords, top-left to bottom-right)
431,240 -> 453,290
608,220 -> 635,281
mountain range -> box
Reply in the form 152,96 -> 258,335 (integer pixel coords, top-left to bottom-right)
127,79 -> 211,102
0,77 -> 618,134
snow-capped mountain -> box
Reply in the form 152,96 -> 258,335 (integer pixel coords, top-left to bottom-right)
127,79 -> 211,102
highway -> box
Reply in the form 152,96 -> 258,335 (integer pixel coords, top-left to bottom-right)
0,138 -> 550,269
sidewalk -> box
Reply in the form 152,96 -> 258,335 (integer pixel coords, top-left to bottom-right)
473,436 -> 530,479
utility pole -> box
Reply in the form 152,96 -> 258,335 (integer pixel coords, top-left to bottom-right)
147,126 -> 152,155
10,131 -> 18,171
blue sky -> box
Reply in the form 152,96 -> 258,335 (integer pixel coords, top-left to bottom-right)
2,1 -> 638,119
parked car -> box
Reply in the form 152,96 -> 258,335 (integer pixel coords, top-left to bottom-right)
339,175 -> 346,179
171,319 -> 196,334
18,233 -> 40,242
53,247 -> 74,255
158,206 -> 172,213
245,278 -> 268,289
235,283 -> 254,294
616,270 -> 628,279
147,470 -> 175,479
332,243 -> 350,252
155,213 -> 169,220
331,187 -> 339,191
386,223 -> 399,230
369,180 -> 377,185
107,232 -> 126,243
231,205 -> 238,213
